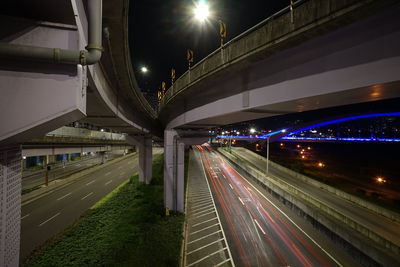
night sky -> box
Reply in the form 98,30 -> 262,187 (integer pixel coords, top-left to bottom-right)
129,0 -> 288,94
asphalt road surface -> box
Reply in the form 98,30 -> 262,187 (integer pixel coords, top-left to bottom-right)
21,150 -> 161,261
232,147 -> 400,251
194,145 -> 356,267
22,153 -> 121,190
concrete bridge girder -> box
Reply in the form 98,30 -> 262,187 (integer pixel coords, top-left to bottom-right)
0,23 -> 86,145
163,4 -> 400,130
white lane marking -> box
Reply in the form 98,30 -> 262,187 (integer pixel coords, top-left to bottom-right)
229,184 -> 233,189
254,219 -> 266,234
105,180 -> 113,185
76,164 -> 81,166
57,192 -> 72,201
222,174 -> 226,179
39,212 -> 60,227
120,171 -> 126,176
86,180 -> 95,186
187,238 -> 224,255
81,192 -> 93,200
232,161 -> 343,267
21,214 -> 30,220
196,150 -> 236,267
238,197 -> 245,206
105,171 -> 111,176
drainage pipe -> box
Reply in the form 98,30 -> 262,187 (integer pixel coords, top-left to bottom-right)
0,0 -> 103,65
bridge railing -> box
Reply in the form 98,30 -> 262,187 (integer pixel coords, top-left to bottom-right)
159,0 -> 364,110
46,126 -> 126,141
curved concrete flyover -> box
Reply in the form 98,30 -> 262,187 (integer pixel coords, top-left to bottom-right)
159,0 -> 400,130
0,0 -> 159,146
0,2 -> 158,265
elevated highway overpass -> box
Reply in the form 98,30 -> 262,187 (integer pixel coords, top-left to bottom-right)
159,0 -> 400,129
0,1 -> 156,265
1,0 -> 400,265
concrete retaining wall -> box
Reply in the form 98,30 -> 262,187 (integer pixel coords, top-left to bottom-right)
218,148 -> 400,266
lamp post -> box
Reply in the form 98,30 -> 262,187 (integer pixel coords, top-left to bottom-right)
266,137 -> 270,174
192,1 -> 226,47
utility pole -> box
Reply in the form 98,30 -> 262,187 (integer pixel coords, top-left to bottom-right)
44,155 -> 49,186
266,137 -> 270,174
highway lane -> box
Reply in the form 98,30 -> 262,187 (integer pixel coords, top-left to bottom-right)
195,145 -> 356,267
20,150 -> 162,261
22,153 -> 121,190
232,147 -> 400,249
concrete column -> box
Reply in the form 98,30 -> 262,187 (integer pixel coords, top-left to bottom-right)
99,151 -> 106,164
127,136 -> 153,184
164,130 -> 185,212
0,145 -> 21,266
141,137 -> 153,184
176,141 -> 185,212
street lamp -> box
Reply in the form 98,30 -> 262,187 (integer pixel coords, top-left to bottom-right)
193,1 -> 210,22
140,66 -> 148,74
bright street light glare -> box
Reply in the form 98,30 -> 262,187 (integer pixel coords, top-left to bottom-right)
193,1 -> 210,22
141,66 -> 148,73
250,128 -> 256,134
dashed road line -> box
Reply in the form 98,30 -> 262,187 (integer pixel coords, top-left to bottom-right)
254,219 -> 266,234
81,192 -> 93,200
57,192 -> 72,201
105,171 -> 111,176
86,180 -> 95,186
21,214 -> 30,220
105,180 -> 113,185
39,212 -> 60,227
238,197 -> 245,206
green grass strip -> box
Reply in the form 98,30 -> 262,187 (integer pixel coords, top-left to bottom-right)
25,154 -> 184,267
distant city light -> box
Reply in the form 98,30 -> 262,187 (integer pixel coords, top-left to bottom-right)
280,143 -> 284,147
250,128 -> 256,134
100,129 -> 104,132
318,162 -> 325,167
376,176 -> 386,184
307,146 -> 311,150
301,155 -> 305,159
193,1 -> 210,22
140,66 -> 148,73
297,144 -> 301,148
22,156 -> 26,160
286,112 -> 400,136
282,136 -> 400,142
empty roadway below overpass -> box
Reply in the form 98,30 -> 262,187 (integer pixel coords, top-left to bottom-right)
20,149 -> 162,261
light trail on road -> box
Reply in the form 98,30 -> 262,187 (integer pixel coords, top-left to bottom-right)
195,145 -> 342,266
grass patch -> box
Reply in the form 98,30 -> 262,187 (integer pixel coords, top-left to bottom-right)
22,185 -> 42,195
24,154 -> 184,267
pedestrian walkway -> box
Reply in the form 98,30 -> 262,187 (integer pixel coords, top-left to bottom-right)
182,149 -> 234,267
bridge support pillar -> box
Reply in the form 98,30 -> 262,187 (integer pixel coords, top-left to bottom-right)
100,151 -> 107,164
164,130 -> 185,212
126,136 -> 153,184
0,145 -> 21,266
137,137 -> 153,184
